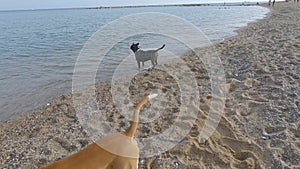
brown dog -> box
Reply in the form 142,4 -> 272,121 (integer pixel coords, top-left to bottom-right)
41,94 -> 157,169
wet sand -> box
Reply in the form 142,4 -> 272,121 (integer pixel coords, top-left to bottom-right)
1,2 -> 300,169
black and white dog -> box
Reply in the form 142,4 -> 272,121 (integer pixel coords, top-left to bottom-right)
130,43 -> 165,69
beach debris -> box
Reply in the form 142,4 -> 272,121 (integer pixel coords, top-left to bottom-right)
261,129 -> 271,140
173,161 -> 180,167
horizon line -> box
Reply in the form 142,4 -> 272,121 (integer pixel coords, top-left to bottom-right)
0,1 -> 268,12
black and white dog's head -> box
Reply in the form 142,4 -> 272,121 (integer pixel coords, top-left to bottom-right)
130,43 -> 140,53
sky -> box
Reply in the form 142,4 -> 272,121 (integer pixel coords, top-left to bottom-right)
0,0 -> 272,11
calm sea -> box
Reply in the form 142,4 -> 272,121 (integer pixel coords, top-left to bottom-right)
0,6 -> 269,123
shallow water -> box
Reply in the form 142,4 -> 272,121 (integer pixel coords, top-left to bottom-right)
0,6 -> 269,123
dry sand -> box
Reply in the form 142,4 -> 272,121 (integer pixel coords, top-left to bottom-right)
1,2 -> 299,169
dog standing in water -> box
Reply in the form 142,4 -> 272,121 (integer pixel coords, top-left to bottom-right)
130,43 -> 165,69
41,94 -> 158,169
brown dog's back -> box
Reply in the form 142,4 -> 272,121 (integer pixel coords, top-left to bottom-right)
41,142 -> 138,169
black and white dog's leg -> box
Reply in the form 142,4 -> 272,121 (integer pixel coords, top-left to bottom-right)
137,61 -> 141,69
151,59 -> 155,68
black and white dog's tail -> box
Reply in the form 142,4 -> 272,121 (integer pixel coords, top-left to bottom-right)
156,44 -> 165,51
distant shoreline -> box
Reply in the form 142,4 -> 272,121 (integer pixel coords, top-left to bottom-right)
0,2 -> 267,12
85,2 -> 265,10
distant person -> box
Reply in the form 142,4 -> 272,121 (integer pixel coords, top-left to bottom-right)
269,0 -> 272,5
273,0 -> 275,6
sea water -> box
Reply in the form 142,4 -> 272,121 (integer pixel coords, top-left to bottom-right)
0,5 -> 269,123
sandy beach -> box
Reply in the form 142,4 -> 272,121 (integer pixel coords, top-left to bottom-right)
1,2 -> 299,169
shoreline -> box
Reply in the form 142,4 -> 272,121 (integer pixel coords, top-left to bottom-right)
1,1 -> 299,168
